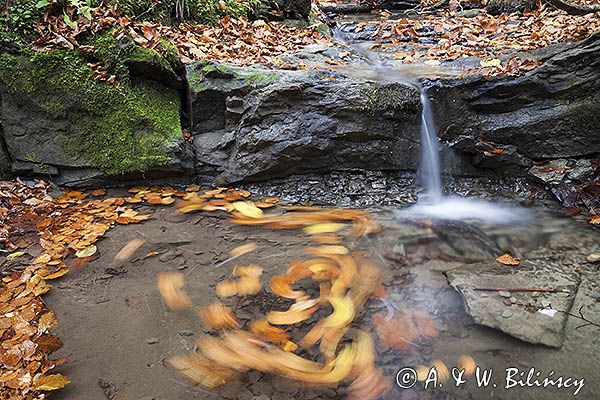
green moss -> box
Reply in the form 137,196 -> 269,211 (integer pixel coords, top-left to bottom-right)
0,49 -> 181,175
242,71 -> 279,85
111,0 -> 262,24
24,153 -> 51,174
567,96 -> 600,132
86,32 -> 178,81
361,84 -> 418,114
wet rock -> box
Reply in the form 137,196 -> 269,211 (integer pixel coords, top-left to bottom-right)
567,159 -> 594,181
528,159 -> 568,185
447,260 -> 580,348
431,32 -> 600,166
188,61 -> 422,184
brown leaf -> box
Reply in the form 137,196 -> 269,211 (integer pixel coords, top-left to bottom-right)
496,253 -> 521,266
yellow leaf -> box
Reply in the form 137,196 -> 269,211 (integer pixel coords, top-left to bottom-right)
75,245 -> 97,258
458,355 -> 477,376
424,59 -> 441,66
233,201 -> 263,218
114,238 -> 145,262
229,242 -> 257,257
41,268 -> 69,280
176,202 -> 207,214
6,251 -> 25,261
157,272 -> 192,311
303,223 -> 347,235
480,58 -> 502,68
35,374 -> 71,391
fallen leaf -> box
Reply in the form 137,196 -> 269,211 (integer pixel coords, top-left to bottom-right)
199,301 -> 240,330
232,201 -> 264,218
114,238 -> 145,262
91,189 -> 107,196
34,374 -> 70,391
229,242 -> 257,257
480,58 -> 502,67
75,245 -> 97,258
303,223 -> 347,235
458,355 -> 476,376
495,253 -> 520,266
6,251 -> 26,261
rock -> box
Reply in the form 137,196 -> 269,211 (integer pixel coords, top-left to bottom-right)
529,159 -> 568,185
498,290 -> 511,298
188,61 -> 422,184
587,253 -> 600,263
178,329 -> 194,336
455,8 -> 482,17
567,159 -> 594,181
590,291 -> 600,299
145,337 -> 160,344
447,260 -> 580,348
0,48 -> 192,185
431,32 -> 600,167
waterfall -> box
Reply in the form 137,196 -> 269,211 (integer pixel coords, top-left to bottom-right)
418,90 -> 442,204
331,25 -> 530,222
332,26 -> 443,203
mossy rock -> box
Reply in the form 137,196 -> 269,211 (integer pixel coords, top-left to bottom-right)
0,48 -> 183,175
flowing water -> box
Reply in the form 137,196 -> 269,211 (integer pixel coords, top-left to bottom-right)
332,26 -> 530,223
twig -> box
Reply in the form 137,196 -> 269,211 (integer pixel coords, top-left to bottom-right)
474,287 -> 570,293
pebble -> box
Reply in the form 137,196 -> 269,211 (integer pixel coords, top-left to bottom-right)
501,309 -> 513,318
498,290 -> 511,298
178,330 -> 194,337
587,253 -> 600,263
589,291 -> 600,299
146,337 -> 160,345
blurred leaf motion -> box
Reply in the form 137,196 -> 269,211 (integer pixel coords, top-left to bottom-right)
166,194 -> 395,399
157,272 -> 192,311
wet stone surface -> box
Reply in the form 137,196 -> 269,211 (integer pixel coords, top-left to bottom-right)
243,171 -> 549,208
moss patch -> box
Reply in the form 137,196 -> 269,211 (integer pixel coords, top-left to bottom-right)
361,84 -> 420,115
111,0 -> 262,24
0,48 -> 181,175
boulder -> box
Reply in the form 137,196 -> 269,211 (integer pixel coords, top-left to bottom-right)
188,61 -> 423,183
0,48 -> 192,185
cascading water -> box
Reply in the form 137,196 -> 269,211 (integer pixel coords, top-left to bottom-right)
418,91 -> 442,204
332,26 -> 530,222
